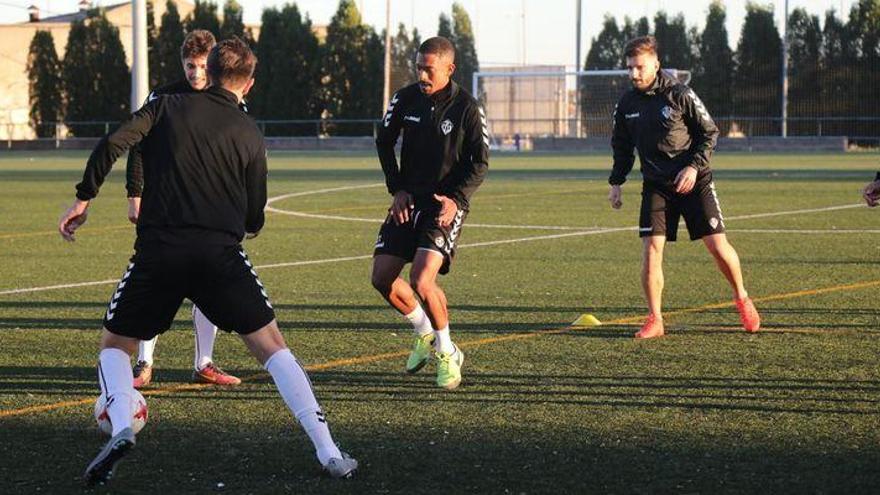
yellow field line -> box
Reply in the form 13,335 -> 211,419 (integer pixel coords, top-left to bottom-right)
1,277 -> 878,419
0,224 -> 131,240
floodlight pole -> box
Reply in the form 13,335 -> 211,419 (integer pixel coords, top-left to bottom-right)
781,0 -> 789,137
575,0 -> 582,137
131,0 -> 149,111
382,0 -> 392,114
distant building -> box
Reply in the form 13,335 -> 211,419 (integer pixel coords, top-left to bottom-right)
0,0 -> 270,139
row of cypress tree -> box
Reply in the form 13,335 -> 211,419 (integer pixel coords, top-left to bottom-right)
582,0 -> 880,137
26,0 -> 481,137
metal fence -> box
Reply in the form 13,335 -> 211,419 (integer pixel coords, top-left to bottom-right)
4,117 -> 879,148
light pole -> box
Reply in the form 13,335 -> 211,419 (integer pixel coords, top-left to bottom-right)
131,0 -> 149,111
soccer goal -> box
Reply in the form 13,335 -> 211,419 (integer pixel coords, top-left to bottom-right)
473,68 -> 691,145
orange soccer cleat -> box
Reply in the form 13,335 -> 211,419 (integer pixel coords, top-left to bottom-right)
634,314 -> 665,339
132,361 -> 153,388
192,362 -> 242,385
736,297 -> 761,333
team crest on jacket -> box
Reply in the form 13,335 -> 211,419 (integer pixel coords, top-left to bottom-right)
661,105 -> 673,120
441,119 -> 453,135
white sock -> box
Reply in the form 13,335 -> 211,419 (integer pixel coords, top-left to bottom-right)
265,348 -> 342,465
98,348 -> 135,436
404,304 -> 434,338
138,336 -> 157,366
193,305 -> 218,370
434,325 -> 455,355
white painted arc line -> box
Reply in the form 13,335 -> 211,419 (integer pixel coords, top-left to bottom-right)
268,201 -> 868,232
266,183 -> 385,204
266,206 -> 596,230
0,202 -> 868,296
0,279 -> 119,296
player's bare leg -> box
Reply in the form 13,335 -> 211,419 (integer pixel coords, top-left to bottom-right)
703,233 -> 760,332
409,249 -> 447,330
371,254 -> 418,314
85,329 -> 140,485
240,319 -> 357,478
637,236 -> 666,339
410,249 -> 463,389
372,254 -> 436,373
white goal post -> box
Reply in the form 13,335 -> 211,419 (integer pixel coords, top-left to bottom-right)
472,69 -> 691,145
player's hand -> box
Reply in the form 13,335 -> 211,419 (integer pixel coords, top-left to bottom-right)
863,180 -> 880,207
390,191 -> 414,225
127,197 -> 141,224
674,166 -> 698,194
433,194 -> 458,227
59,199 -> 90,242
608,185 -> 623,209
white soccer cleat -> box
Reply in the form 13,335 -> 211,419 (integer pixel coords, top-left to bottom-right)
83,427 -> 136,486
323,452 -> 358,479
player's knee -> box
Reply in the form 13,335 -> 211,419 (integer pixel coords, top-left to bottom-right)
410,278 -> 436,299
371,272 -> 393,294
100,328 -> 138,355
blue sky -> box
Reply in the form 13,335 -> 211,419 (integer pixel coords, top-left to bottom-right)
2,0 -> 860,69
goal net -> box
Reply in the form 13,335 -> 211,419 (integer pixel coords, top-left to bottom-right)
473,68 -> 691,145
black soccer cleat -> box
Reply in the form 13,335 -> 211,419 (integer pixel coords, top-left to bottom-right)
83,427 -> 136,486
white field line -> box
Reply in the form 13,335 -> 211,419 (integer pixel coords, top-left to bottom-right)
0,192 -> 868,296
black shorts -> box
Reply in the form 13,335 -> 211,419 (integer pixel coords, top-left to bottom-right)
102,242 -> 276,340
372,196 -> 467,275
639,171 -> 725,241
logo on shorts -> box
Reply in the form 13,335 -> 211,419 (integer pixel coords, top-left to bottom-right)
709,217 -> 719,230
441,119 -> 453,135
434,236 -> 445,248
661,105 -> 672,120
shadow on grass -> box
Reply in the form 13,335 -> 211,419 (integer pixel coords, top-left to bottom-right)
4,366 -> 879,416
1,390 -> 879,495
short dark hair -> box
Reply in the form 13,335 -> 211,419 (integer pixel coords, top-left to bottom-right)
418,36 -> 455,61
207,37 -> 257,87
180,29 -> 216,60
624,36 -> 658,58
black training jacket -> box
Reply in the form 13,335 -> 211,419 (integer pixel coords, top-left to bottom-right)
75,87 -> 267,245
126,80 -> 249,197
609,69 -> 719,186
376,80 -> 489,210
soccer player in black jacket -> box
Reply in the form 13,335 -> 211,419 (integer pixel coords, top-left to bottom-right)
372,36 -> 489,390
59,39 -> 357,485
607,36 -> 760,338
125,30 -> 241,388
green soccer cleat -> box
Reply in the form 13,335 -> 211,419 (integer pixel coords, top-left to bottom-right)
435,345 -> 464,390
405,333 -> 435,374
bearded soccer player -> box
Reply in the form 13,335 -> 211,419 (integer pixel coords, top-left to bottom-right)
607,36 -> 761,338
372,36 -> 489,389
126,30 -> 240,387
59,38 -> 357,485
